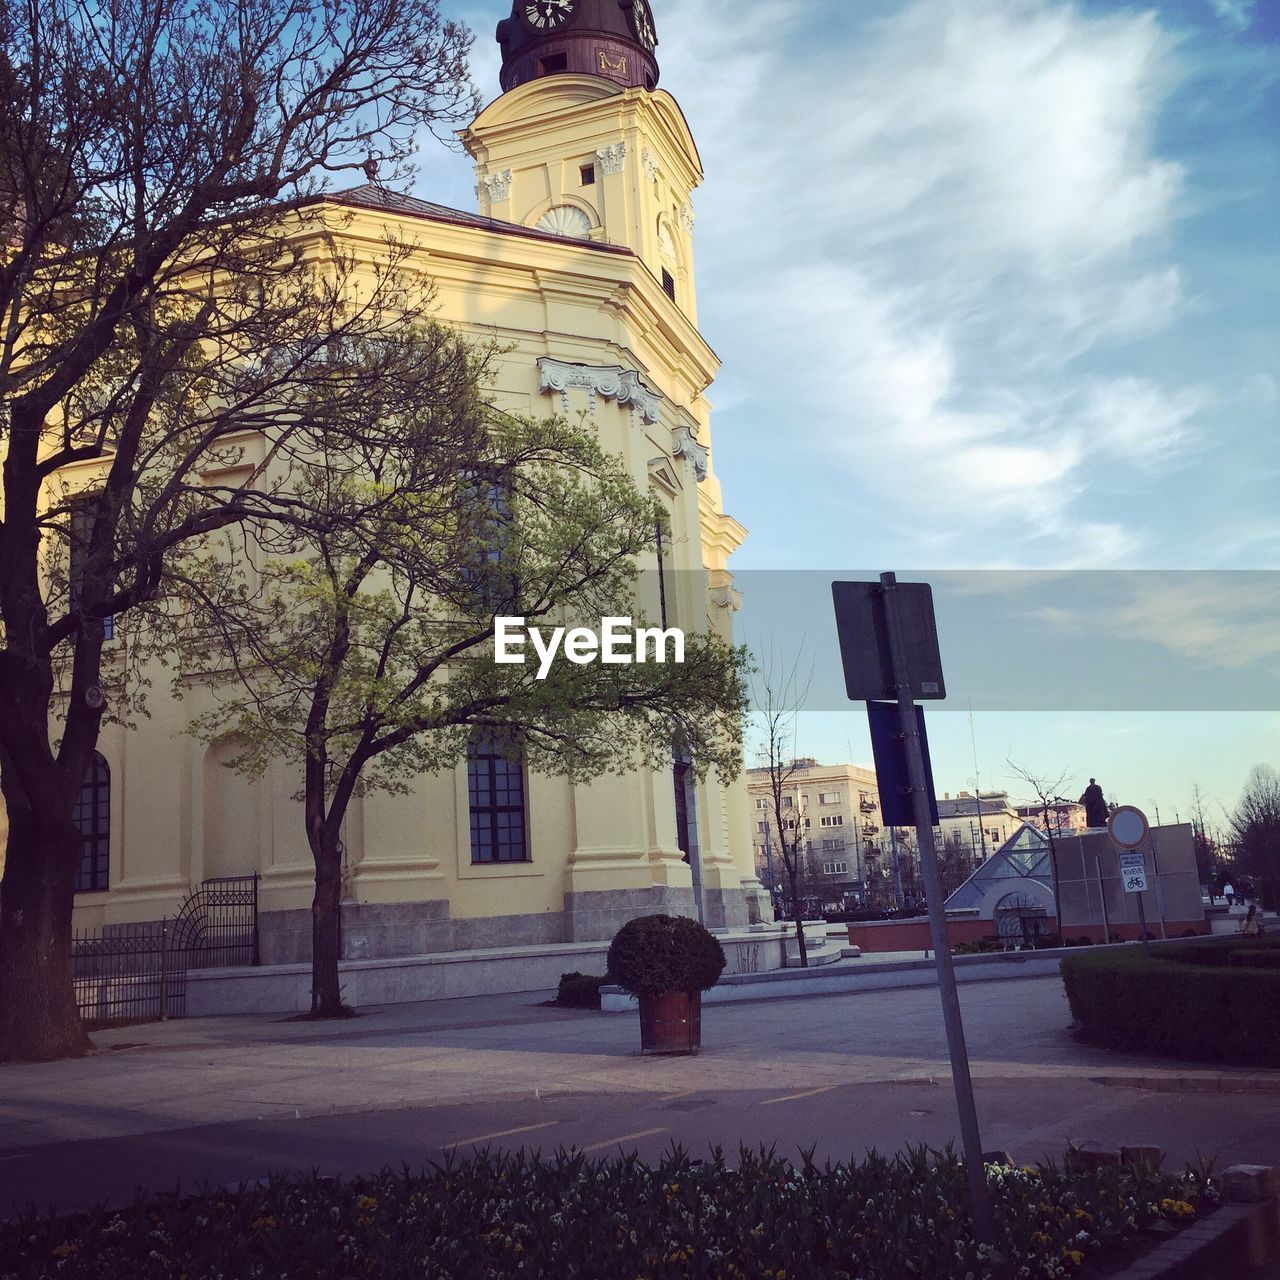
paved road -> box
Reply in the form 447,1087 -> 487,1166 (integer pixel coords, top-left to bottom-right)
2,976 -> 1278,1215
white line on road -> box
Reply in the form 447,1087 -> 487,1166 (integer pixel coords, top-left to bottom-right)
577,1127 -> 669,1154
759,1085 -> 838,1106
443,1121 -> 558,1149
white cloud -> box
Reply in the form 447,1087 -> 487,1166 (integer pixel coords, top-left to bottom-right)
1209,0 -> 1256,30
656,0 -> 1202,568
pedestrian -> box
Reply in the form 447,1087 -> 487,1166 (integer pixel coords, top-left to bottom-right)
1224,880 -> 1235,907
1241,904 -> 1264,937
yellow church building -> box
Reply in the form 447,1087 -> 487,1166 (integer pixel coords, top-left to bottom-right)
15,0 -> 774,1005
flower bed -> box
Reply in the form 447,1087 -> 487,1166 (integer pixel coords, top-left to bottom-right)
1061,936 -> 1280,1064
0,1146 -> 1216,1280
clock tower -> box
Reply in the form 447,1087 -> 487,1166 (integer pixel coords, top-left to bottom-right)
464,0 -> 701,315
497,0 -> 659,93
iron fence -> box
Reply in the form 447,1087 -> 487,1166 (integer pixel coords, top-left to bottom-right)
72,921 -> 184,1027
71,873 -> 259,1029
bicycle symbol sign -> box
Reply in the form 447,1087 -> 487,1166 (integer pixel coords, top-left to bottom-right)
1119,852 -> 1148,894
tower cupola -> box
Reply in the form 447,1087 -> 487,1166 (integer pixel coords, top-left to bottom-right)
496,0 -> 659,93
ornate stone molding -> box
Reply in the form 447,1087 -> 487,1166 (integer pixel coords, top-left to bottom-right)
670,425 -> 708,481
708,584 -> 742,612
537,358 -> 663,425
475,168 -> 512,203
595,142 -> 627,176
641,147 -> 659,183
680,202 -> 695,235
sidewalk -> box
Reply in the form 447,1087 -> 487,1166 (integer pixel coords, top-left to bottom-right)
3,976 -> 1279,1156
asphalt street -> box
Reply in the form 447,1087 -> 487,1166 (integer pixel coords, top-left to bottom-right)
2,975 -> 1279,1216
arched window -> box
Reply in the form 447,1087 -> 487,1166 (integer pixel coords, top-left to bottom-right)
467,734 -> 528,864
73,752 -> 110,892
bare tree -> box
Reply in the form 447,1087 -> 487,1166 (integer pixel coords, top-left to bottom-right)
1006,759 -> 1072,932
1189,782 -> 1222,897
938,828 -> 975,899
751,652 -> 814,967
1230,764 -> 1280,909
0,0 -> 476,1062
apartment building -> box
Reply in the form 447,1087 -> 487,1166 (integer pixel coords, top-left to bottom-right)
745,759 -> 889,909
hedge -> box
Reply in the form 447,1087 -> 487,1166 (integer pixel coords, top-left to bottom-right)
1061,937 -> 1280,1064
0,1145 -> 1218,1280
556,971 -> 609,1008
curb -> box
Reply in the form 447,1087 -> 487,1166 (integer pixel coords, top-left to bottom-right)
1107,1198 -> 1280,1279
1094,1074 -> 1280,1095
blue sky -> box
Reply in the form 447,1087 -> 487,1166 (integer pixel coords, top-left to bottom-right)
413,0 -> 1278,831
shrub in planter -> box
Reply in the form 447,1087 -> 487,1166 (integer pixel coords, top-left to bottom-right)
607,914 -> 725,1055
555,971 -> 608,1008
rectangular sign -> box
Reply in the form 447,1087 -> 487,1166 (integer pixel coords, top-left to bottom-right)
831,580 -> 946,701
1119,851 -> 1148,894
867,700 -> 941,827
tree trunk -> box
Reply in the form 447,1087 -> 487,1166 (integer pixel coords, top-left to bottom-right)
787,867 -> 808,967
0,809 -> 92,1061
309,840 -> 346,1016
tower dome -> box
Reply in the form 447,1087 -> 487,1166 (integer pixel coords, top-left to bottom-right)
496,0 -> 659,93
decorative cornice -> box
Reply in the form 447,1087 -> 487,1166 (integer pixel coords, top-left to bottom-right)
595,142 -> 627,176
537,357 -> 663,425
476,168 -> 512,202
670,425 -> 708,481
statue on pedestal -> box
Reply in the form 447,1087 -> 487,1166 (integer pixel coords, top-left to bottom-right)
1079,778 -> 1109,829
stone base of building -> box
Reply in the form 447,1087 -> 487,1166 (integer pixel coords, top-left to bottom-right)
259,884 -> 755,966
186,922 -> 790,1017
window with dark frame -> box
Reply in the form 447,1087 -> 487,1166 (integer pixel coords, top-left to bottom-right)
661,268 -> 676,300
468,735 -> 529,864
580,164 -> 596,186
72,752 -> 110,892
539,51 -> 568,75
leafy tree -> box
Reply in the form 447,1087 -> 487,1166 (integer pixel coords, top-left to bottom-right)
0,0 -> 476,1061
177,397 -> 748,1016
1230,764 -> 1280,909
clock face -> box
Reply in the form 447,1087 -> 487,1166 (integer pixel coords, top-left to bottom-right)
628,0 -> 657,51
523,0 -> 577,31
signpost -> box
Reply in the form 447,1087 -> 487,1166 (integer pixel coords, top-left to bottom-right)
1108,806 -> 1152,958
831,573 -> 993,1242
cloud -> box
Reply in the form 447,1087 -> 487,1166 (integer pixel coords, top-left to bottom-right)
656,0 -> 1202,568
1209,0 -> 1256,30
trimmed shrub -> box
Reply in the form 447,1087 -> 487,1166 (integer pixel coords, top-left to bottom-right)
555,971 -> 608,1008
1061,938 -> 1280,1064
606,913 -> 725,997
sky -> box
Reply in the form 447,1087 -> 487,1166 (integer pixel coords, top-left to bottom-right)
411,0 -> 1279,832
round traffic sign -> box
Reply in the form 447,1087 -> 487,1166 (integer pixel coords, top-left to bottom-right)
1108,805 -> 1150,849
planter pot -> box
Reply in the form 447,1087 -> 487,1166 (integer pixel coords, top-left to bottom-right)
637,990 -> 701,1055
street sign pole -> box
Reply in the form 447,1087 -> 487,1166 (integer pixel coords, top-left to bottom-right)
878,572 -> 993,1242
1135,881 -> 1150,959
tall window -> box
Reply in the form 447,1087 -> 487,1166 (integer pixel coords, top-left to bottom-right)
72,752 -> 110,892
467,735 -> 528,863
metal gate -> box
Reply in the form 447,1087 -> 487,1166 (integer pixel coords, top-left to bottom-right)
72,874 -> 259,1028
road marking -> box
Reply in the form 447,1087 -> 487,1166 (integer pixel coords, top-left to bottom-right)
443,1121 -> 558,1149
661,1089 -> 696,1101
577,1127 -> 669,1154
759,1085 -> 838,1106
